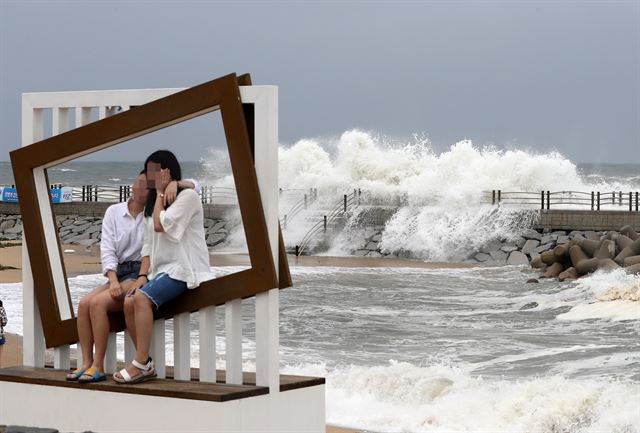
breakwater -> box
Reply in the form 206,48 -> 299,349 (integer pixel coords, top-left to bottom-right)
0,212 -> 236,248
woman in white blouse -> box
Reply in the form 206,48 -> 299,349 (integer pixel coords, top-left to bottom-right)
114,150 -> 210,384
66,170 -> 200,383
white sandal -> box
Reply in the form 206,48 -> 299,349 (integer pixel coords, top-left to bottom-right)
114,358 -> 156,384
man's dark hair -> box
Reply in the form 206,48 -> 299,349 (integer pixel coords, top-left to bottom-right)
143,150 -> 182,217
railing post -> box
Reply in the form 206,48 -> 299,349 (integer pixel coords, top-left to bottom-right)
225,299 -> 243,385
199,305 -> 217,383
540,191 -> 544,209
82,185 -> 86,201
295,245 -> 299,256
344,194 -> 347,212
629,192 -> 633,212
498,190 -> 501,204
174,312 -> 191,381
597,191 -> 601,211
324,215 -> 327,232
619,191 -> 623,206
95,185 -> 98,202
636,192 -> 639,212
119,185 -> 123,202
546,191 -> 550,210
492,190 -> 496,205
591,191 -> 594,210
612,191 -> 615,205
150,320 -> 166,379
304,194 -> 307,209
358,188 -> 361,205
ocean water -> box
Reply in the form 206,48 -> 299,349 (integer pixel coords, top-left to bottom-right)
1,265 -> 639,432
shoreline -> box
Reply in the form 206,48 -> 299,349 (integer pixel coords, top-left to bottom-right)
0,242 -> 475,284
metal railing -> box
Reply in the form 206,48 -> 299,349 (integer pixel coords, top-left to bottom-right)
295,189 -> 361,256
483,190 -> 640,211
279,188 -> 318,229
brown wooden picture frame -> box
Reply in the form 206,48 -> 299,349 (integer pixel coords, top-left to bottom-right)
10,73 -> 289,348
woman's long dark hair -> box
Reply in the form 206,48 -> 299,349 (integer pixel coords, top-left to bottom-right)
143,150 -> 182,217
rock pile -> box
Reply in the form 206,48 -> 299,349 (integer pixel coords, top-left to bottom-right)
529,225 -> 640,281
0,213 -> 232,248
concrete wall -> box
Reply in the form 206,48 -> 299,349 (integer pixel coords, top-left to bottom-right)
535,209 -> 640,231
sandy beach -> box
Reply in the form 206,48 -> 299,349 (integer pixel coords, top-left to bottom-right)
0,241 -> 473,284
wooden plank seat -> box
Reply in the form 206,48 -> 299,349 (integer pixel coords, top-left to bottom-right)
0,366 -> 324,402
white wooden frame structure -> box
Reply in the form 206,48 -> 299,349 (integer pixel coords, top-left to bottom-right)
2,85 -> 324,432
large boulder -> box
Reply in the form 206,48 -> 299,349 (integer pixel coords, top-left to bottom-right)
553,244 -> 569,262
594,239 -> 616,260
522,229 -> 542,240
542,262 -> 564,278
620,225 -> 639,241
580,239 -> 601,257
614,239 -> 640,265
481,239 -> 503,253
558,267 -> 578,282
507,251 -> 529,265
569,245 -> 589,267
597,258 -> 619,271
530,256 -> 545,269
521,239 -> 541,255
616,235 -> 634,251
540,250 -> 557,265
623,255 -> 640,267
576,257 -> 599,276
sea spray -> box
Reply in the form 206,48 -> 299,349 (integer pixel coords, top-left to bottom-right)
203,130 -> 639,259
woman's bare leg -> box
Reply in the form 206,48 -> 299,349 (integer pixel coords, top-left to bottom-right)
121,291 -> 154,378
124,295 -> 137,347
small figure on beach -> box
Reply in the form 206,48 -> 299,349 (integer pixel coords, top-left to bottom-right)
66,167 -> 200,383
0,299 -> 7,367
113,150 -> 210,384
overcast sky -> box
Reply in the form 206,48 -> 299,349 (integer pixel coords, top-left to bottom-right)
1,0 -> 638,164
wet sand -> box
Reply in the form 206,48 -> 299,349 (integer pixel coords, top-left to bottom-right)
0,242 -> 473,284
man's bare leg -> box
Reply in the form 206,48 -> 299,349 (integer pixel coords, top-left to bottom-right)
67,283 -> 108,379
86,280 -> 135,375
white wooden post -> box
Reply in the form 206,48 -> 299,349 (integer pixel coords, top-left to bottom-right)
21,101 -> 45,368
104,333 -> 117,374
198,305 -> 217,383
242,86 -> 280,392
173,313 -> 191,381
225,299 -> 243,384
124,331 -> 135,364
150,320 -> 166,379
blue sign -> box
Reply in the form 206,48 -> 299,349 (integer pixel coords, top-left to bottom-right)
1,187 -> 18,203
0,187 -> 73,203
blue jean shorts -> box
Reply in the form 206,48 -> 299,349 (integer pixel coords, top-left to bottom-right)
138,273 -> 188,309
116,261 -> 141,282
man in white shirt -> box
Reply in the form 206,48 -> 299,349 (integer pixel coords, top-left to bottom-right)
66,171 -> 200,383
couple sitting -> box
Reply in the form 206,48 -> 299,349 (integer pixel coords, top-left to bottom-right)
66,150 -> 210,384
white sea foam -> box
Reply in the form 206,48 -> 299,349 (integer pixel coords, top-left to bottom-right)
285,360 -> 640,433
204,130 -> 639,259
558,269 -> 640,322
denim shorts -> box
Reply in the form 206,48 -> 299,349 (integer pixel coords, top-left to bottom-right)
116,261 -> 141,282
138,273 -> 188,309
